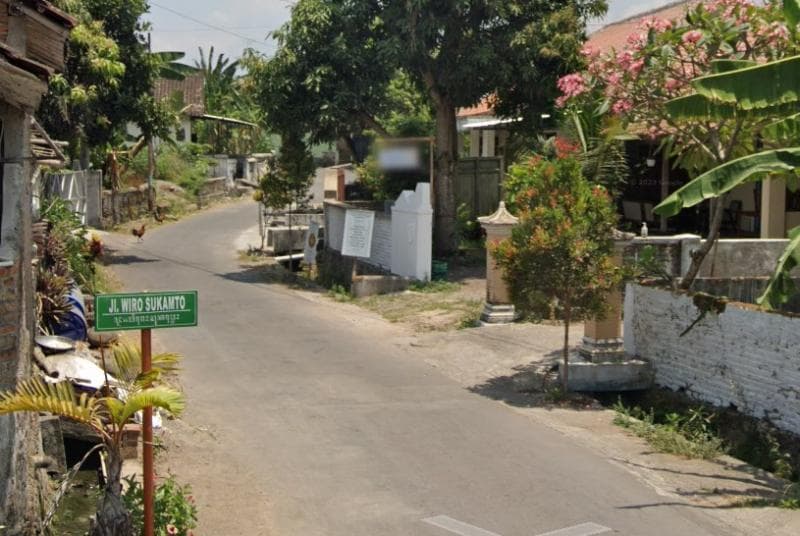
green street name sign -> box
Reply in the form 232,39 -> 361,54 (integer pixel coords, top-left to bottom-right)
94,291 -> 198,332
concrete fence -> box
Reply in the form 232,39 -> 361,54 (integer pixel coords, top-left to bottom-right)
325,201 -> 392,272
39,170 -> 102,227
624,283 -> 800,436
626,235 -> 800,311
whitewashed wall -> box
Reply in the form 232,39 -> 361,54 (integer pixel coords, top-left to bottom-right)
324,202 -> 392,271
625,284 -> 800,435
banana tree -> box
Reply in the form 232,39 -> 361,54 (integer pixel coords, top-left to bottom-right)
0,342 -> 185,536
655,52 -> 800,307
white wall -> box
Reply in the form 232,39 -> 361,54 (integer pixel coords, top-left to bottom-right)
625,284 -> 800,435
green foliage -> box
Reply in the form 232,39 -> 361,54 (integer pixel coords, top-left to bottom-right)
126,144 -> 212,196
456,203 -> 482,243
758,226 -> 800,309
327,284 -> 353,302
613,400 -> 726,460
123,475 -> 198,536
195,46 -> 239,114
41,198 -> 97,291
408,280 -> 460,294
41,0 -> 174,167
258,134 -> 315,210
494,156 -> 621,321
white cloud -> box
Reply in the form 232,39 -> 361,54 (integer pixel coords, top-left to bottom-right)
147,0 -> 290,63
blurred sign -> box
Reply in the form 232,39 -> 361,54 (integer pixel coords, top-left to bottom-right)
342,210 -> 375,258
378,146 -> 422,171
304,222 -> 320,265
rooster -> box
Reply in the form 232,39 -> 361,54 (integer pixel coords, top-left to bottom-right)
131,224 -> 146,242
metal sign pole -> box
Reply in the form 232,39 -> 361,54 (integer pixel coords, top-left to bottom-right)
141,328 -> 154,536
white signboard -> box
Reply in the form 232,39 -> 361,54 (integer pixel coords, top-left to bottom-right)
378,146 -> 422,171
304,222 -> 320,265
342,209 -> 375,258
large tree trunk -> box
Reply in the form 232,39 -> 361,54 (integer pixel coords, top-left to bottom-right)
433,100 -> 459,256
90,448 -> 132,536
679,195 -> 727,290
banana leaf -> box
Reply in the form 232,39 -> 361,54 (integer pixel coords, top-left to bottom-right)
691,55 -> 800,111
785,0 -> 800,29
709,59 -> 757,74
654,148 -> 800,217
757,226 -> 800,310
665,93 -> 741,120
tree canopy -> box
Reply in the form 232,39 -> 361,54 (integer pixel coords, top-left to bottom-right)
253,0 -> 605,254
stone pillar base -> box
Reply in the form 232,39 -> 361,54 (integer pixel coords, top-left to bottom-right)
479,303 -> 517,325
579,336 -> 625,362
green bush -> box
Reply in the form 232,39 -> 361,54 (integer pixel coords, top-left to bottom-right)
127,143 -> 212,196
123,475 -> 198,536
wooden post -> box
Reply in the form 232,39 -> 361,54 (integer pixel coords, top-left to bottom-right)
141,329 -> 154,536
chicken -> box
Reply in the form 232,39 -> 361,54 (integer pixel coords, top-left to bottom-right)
131,224 -> 146,242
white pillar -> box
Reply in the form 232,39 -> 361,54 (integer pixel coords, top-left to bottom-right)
469,130 -> 481,158
481,129 -> 496,157
761,177 -> 787,238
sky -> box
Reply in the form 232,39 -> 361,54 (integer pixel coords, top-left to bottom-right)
146,0 -> 679,65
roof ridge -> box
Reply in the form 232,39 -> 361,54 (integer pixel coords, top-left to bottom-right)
591,1 -> 694,34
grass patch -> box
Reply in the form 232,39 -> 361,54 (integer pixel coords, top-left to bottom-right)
612,399 -> 726,460
359,287 -> 482,332
91,263 -> 122,294
327,284 -> 353,302
741,483 -> 800,509
408,280 -> 461,293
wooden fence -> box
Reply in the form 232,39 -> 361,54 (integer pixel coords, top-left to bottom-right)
454,157 -> 503,219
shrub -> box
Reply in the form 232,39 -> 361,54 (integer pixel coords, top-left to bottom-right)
493,155 -> 622,390
123,475 -> 198,536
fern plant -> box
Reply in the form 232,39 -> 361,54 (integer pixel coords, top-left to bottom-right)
0,343 -> 185,536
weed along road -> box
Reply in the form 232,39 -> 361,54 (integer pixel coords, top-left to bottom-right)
108,201 -> 747,536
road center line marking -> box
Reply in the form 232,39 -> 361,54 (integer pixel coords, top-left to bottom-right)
422,515 -> 502,536
535,522 -> 613,536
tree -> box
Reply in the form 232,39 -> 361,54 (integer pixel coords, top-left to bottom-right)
0,342 -> 185,536
42,1 -> 173,168
653,50 -> 800,309
254,0 -> 605,255
493,154 -> 622,391
556,0 -> 800,288
195,46 -> 239,113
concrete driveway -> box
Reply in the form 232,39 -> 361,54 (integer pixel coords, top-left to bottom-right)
107,200 -> 754,536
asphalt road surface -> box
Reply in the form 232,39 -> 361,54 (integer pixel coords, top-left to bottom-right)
108,201 -> 750,536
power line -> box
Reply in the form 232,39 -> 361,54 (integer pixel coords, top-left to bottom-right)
149,1 -> 272,49
152,26 -> 273,33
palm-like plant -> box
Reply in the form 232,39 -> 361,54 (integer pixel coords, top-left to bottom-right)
151,51 -> 197,81
0,342 -> 185,536
195,46 -> 239,113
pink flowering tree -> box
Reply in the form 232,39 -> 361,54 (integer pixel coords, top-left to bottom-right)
558,0 -> 800,287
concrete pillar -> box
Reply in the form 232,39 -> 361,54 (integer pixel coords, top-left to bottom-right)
761,177 -> 787,238
580,232 -> 634,360
469,129 -> 481,158
481,129 -> 496,157
478,202 -> 519,324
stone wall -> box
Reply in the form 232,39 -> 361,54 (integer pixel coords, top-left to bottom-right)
197,177 -> 230,207
624,283 -> 800,436
102,187 -> 150,225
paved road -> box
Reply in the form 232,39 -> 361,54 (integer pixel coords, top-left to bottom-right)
108,201 -> 746,536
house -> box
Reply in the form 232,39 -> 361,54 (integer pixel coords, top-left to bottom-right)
0,0 -> 75,533
586,1 -> 797,239
127,71 -> 257,149
456,96 -> 516,158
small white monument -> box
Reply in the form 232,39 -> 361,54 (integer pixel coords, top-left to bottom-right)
391,183 -> 433,281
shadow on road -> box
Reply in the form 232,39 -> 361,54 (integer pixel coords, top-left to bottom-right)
468,350 -> 604,410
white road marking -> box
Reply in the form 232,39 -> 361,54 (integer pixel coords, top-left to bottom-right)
422,516 -> 612,536
422,515 -> 502,536
535,522 -> 613,536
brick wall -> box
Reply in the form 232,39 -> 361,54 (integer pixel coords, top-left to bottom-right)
624,284 -> 800,435
0,262 -> 19,369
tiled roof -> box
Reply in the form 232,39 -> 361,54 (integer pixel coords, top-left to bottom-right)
153,73 -> 205,117
587,2 -> 695,52
457,96 -> 496,119
20,0 -> 77,28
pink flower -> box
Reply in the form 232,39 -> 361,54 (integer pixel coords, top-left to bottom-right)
166,525 -> 178,535
630,59 -> 645,75
665,78 -> 680,91
581,44 -> 600,59
611,99 -> 633,116
556,73 -> 588,100
682,30 -> 703,44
